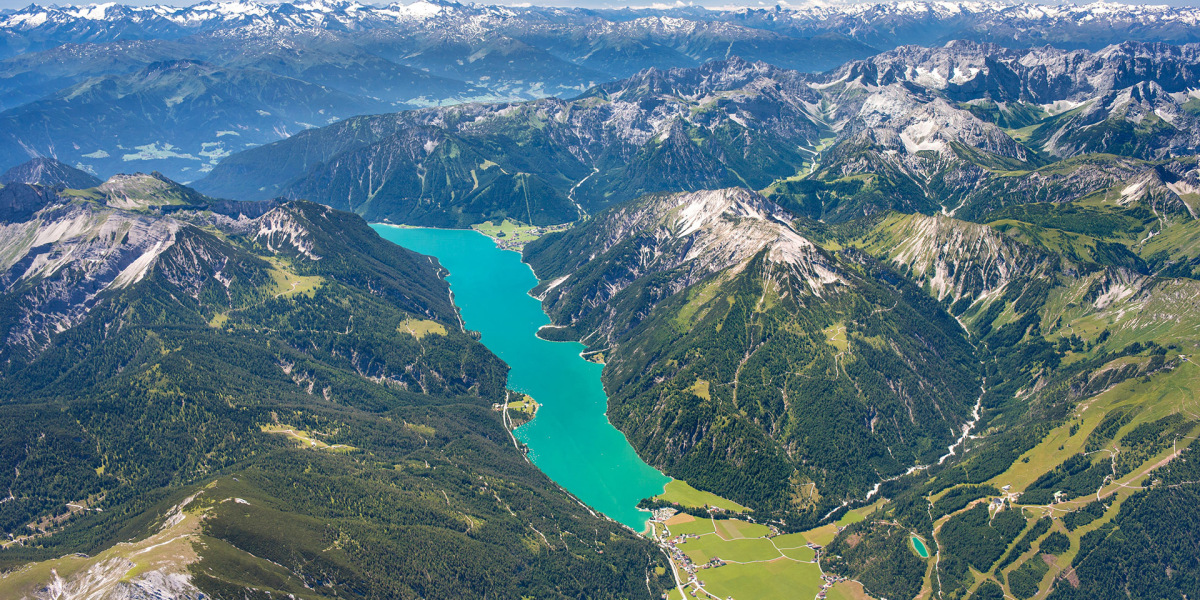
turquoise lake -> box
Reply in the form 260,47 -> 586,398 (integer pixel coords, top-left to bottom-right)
372,225 -> 670,531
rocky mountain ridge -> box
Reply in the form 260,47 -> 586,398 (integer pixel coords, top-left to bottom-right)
191,56 -> 830,222
193,41 -> 1200,230
0,170 -> 444,364
530,187 -> 841,347
6,2 -> 1200,182
0,157 -> 101,189
5,1 -> 1200,55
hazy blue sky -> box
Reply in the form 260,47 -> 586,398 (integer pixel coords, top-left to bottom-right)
4,0 -> 1200,12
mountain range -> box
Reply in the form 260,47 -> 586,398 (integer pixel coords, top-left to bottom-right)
190,40 -> 1200,235
4,0 -> 1200,181
4,3 -> 1200,600
5,1 -> 1200,58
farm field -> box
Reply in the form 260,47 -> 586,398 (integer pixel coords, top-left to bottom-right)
660,512 -> 834,600
398,317 -> 447,339
699,559 -> 823,600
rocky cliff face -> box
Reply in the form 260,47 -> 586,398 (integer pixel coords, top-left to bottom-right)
856,212 -> 1061,306
836,41 -> 1200,103
0,198 -> 181,361
831,41 -> 1200,160
852,211 -> 1200,348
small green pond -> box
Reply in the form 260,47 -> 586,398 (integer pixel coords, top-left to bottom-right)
912,535 -> 930,558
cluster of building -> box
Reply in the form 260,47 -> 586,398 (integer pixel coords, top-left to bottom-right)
649,508 -> 737,600
491,232 -> 537,251
817,571 -> 846,599
488,222 -> 572,251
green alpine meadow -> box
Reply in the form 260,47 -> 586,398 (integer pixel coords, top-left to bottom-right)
3,2 -> 1200,599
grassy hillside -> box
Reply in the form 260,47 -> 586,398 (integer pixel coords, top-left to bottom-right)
809,210 -> 1200,600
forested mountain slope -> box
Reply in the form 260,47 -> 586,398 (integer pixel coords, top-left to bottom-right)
523,176 -> 1200,598
524,188 -> 982,520
183,34 -> 1200,600
0,175 -> 671,599
3,7 -> 1200,599
815,211 -> 1200,600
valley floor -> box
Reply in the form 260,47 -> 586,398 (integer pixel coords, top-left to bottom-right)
648,494 -> 880,600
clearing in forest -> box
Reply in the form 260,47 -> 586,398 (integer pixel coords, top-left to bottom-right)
656,480 -> 748,513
